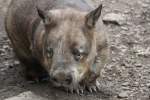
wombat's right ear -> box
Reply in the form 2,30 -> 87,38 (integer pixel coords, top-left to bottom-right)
37,7 -> 50,25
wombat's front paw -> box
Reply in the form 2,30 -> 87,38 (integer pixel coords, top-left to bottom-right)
85,80 -> 101,93
66,85 -> 85,95
66,80 -> 101,95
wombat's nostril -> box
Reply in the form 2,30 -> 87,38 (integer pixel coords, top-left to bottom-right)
51,76 -> 58,82
65,75 -> 72,84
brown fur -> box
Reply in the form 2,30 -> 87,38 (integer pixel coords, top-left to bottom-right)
5,0 -> 109,91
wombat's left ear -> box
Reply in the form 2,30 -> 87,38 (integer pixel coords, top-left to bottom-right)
86,4 -> 102,28
37,7 -> 50,25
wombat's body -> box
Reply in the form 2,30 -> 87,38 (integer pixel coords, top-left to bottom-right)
5,0 -> 109,93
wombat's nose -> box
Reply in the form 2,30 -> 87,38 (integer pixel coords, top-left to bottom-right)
51,73 -> 72,85
64,75 -> 72,84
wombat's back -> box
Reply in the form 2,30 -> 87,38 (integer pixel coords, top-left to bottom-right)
5,0 -> 50,59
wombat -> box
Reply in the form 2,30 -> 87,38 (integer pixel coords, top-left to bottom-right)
5,0 -> 109,93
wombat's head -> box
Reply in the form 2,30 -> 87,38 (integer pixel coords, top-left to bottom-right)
37,5 -> 102,89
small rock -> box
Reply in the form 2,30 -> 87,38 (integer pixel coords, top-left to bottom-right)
121,26 -> 128,31
118,91 -> 128,98
135,63 -> 142,67
3,45 -> 9,49
14,60 -> 20,65
146,83 -> 150,88
5,91 -> 47,100
103,13 -> 126,25
133,82 -> 139,87
141,3 -> 149,8
122,86 -> 130,90
122,82 -> 129,86
124,9 -> 130,14
4,61 -> 10,67
0,48 -> 5,52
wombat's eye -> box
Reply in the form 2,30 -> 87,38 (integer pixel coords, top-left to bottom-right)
46,47 -> 53,58
72,48 -> 84,61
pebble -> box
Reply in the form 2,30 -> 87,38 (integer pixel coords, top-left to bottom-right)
103,13 -> 126,25
146,83 -> 150,88
122,82 -> 129,86
121,26 -> 129,31
5,91 -> 47,100
4,61 -> 10,67
3,45 -> 9,49
122,86 -> 130,90
135,63 -> 142,67
14,60 -> 20,65
141,3 -> 149,8
118,91 -> 128,98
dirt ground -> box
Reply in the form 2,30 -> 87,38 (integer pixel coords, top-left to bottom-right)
0,0 -> 150,100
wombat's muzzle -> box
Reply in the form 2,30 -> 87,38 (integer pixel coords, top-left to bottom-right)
50,70 -> 73,86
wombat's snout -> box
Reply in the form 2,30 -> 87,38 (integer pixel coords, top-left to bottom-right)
51,71 -> 73,85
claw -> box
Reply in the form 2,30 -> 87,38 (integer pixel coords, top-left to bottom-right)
66,88 -> 70,95
96,81 -> 101,91
64,87 -> 71,94
69,88 -> 74,94
96,80 -> 100,86
92,86 -> 97,92
88,87 -> 93,93
80,89 -> 84,94
76,89 -> 80,95
96,85 -> 101,91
